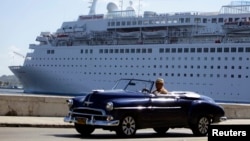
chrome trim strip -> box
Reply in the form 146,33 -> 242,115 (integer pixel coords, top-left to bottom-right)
114,106 -> 182,110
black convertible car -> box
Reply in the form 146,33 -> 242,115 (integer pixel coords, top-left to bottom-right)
64,78 -> 227,137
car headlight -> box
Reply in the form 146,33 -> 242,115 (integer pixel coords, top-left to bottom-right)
106,102 -> 114,111
66,99 -> 73,108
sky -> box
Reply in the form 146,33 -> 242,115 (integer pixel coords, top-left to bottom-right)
0,0 -> 234,76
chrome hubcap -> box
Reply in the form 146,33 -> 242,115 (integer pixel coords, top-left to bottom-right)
198,117 -> 209,134
122,116 -> 136,135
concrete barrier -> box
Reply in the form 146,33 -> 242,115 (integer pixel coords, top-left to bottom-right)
0,94 -> 71,117
0,94 -> 250,119
219,103 -> 250,119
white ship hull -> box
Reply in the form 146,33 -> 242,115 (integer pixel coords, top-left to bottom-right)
10,43 -> 250,103
8,1 -> 250,103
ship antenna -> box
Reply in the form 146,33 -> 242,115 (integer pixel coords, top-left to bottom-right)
119,0 -> 123,11
88,0 -> 98,15
138,0 -> 142,16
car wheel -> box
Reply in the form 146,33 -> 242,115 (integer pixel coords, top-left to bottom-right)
74,123 -> 95,136
116,115 -> 137,137
153,127 -> 169,135
191,115 -> 211,136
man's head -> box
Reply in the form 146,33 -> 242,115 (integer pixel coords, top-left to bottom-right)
155,78 -> 164,90
155,78 -> 164,84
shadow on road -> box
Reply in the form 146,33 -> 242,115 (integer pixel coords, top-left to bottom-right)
52,131 -> 197,139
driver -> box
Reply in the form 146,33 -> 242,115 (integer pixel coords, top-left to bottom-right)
152,78 -> 168,94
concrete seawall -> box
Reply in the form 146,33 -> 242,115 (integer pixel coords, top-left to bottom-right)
0,94 -> 71,117
0,94 -> 250,119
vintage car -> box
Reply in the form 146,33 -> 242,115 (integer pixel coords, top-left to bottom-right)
64,78 -> 227,137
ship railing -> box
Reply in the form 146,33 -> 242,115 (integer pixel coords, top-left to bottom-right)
29,44 -> 39,49
24,54 -> 33,61
90,31 -> 114,39
29,43 -> 53,49
223,21 -> 250,27
106,10 -> 136,19
188,40 -> 221,44
9,66 -> 22,70
144,11 -> 219,18
220,1 -> 250,14
192,31 -> 224,36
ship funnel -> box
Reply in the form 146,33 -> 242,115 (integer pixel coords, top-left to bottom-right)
88,0 -> 98,15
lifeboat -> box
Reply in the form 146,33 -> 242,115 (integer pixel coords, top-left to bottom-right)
142,30 -> 167,38
36,36 -> 48,42
117,31 -> 140,38
222,21 -> 250,33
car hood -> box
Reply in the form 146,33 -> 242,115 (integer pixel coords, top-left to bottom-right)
72,89 -> 147,108
88,89 -> 147,101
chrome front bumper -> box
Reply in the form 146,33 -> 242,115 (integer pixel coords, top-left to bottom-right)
64,116 -> 120,127
220,116 -> 227,122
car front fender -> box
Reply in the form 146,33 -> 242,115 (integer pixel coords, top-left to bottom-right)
188,100 -> 225,124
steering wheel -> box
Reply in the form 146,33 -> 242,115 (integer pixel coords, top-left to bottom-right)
142,88 -> 150,93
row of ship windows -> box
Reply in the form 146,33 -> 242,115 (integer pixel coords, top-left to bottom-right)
46,47 -> 250,55
39,70 -> 248,79
91,72 -> 248,79
31,56 -> 249,61
108,17 -> 250,26
26,64 -> 249,70
98,47 -> 250,54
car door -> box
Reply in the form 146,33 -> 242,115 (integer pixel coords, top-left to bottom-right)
149,95 -> 186,126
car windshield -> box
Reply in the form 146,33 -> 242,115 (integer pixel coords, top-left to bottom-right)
112,79 -> 154,92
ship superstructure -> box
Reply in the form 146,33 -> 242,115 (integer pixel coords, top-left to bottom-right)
9,1 -> 250,103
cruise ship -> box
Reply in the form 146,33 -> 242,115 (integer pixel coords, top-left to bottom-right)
9,0 -> 250,103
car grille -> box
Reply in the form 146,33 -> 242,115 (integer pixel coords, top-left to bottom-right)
71,107 -> 106,120
73,108 -> 103,115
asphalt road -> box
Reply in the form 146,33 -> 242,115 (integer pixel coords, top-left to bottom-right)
0,119 -> 249,141
0,127 -> 206,141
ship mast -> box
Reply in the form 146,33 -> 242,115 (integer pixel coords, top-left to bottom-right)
138,0 -> 142,16
119,0 -> 123,11
88,0 -> 98,15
